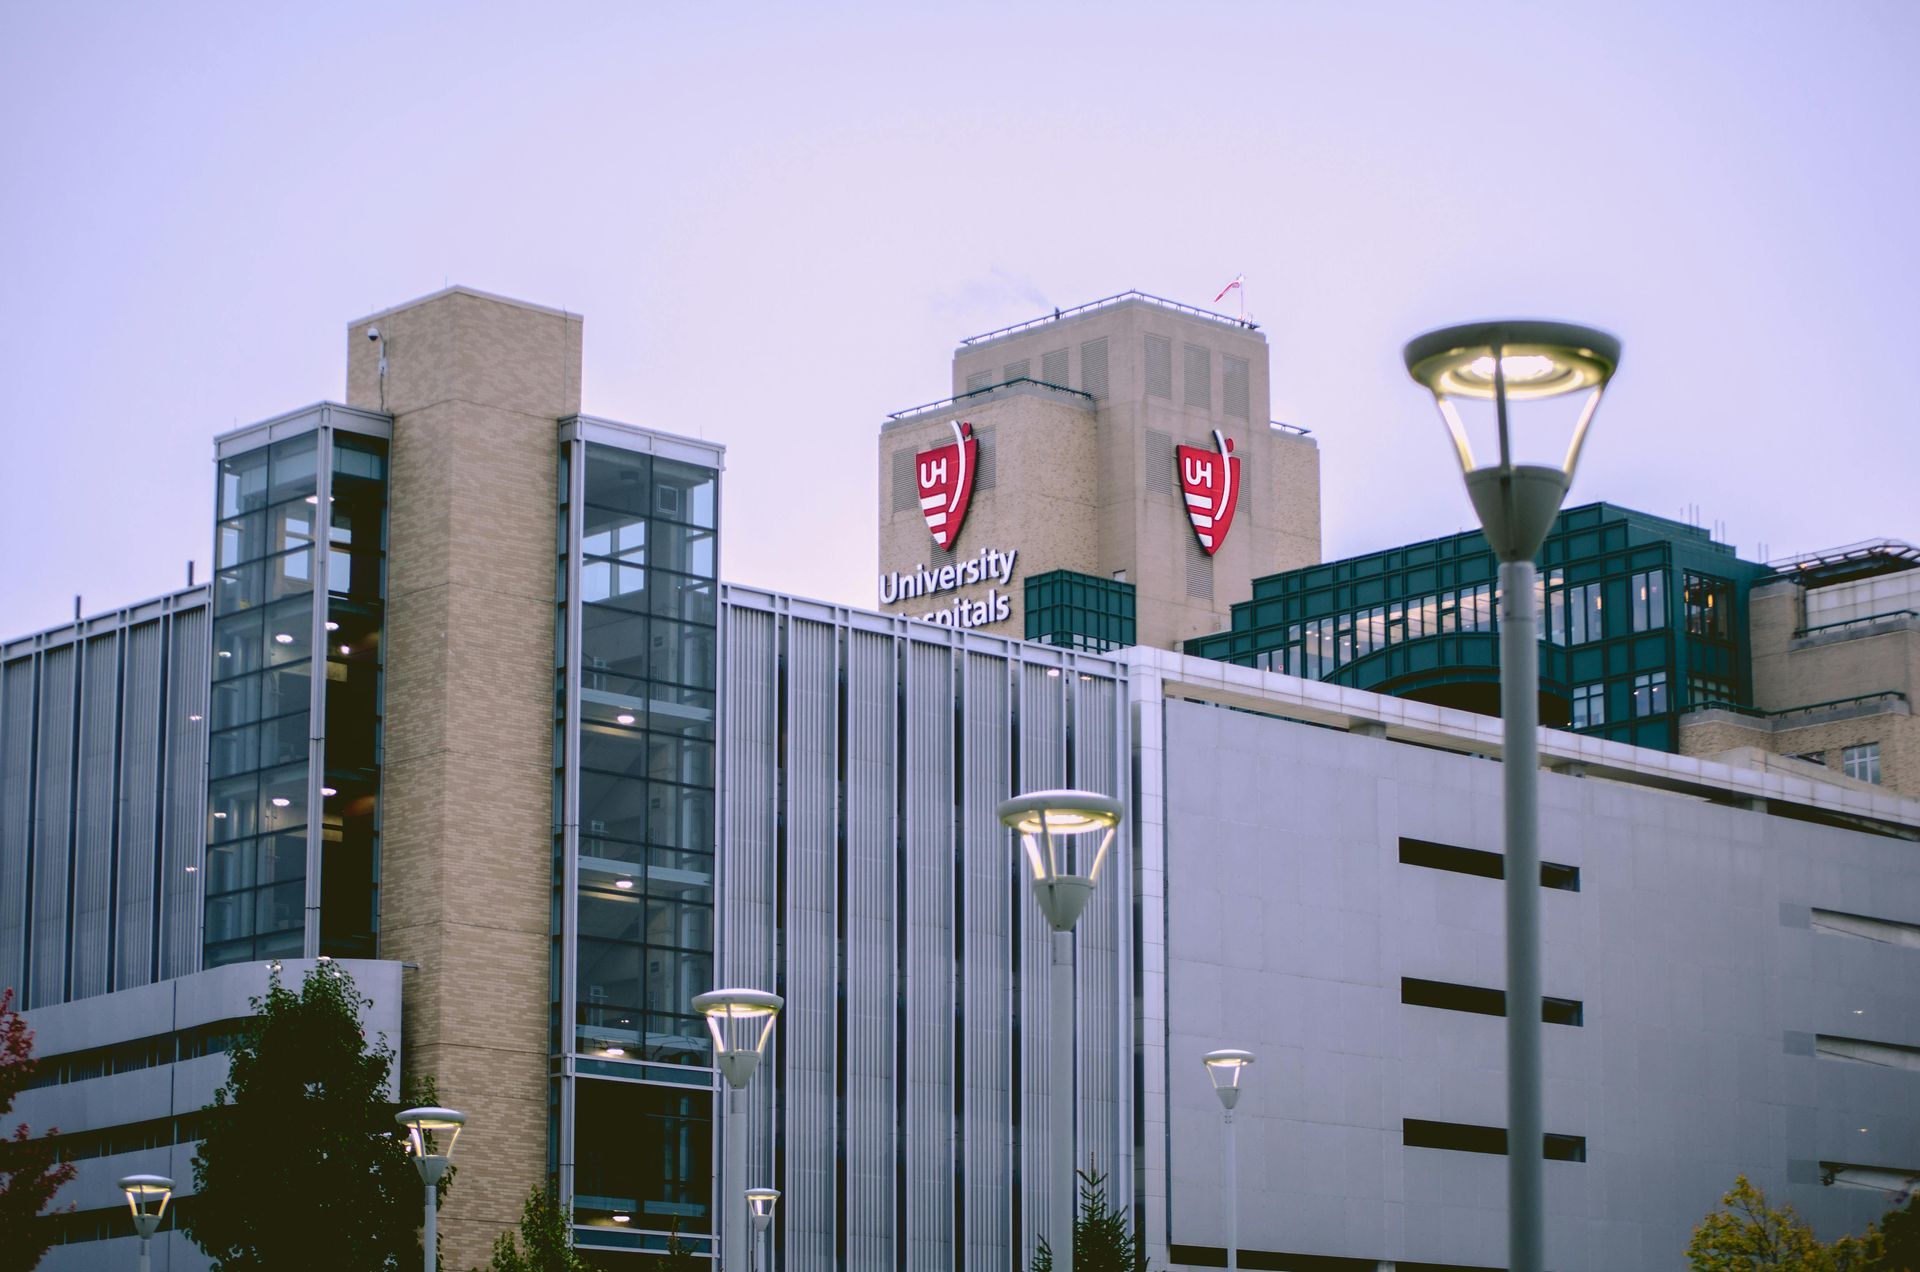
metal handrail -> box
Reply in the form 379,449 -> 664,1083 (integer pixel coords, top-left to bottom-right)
1768,539 -> 1920,573
1796,610 -> 1919,639
884,377 -> 1093,422
1685,690 -> 1908,720
1270,420 -> 1312,436
958,290 -> 1259,346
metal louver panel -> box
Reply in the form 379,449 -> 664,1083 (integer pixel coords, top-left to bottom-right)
962,652 -> 1012,1268
1003,360 -> 1030,383
159,605 -> 208,981
69,633 -> 120,1000
30,645 -> 76,1007
1145,335 -> 1172,400
1186,539 -> 1215,600
893,446 -> 918,513
1079,338 -> 1109,401
115,620 -> 164,991
966,371 -> 994,394
1017,663 -> 1067,1268
1040,349 -> 1068,387
1072,676 -> 1126,1186
1144,430 -> 1175,495
904,640 -> 955,1266
1183,344 -> 1210,409
1223,353 -> 1250,421
0,658 -> 33,996
973,426 -> 996,493
785,618 -> 838,1267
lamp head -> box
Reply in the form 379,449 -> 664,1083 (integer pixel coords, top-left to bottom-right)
746,1186 -> 781,1231
693,988 -> 783,1088
395,1106 -> 465,1161
1404,320 -> 1621,561
119,1174 -> 174,1238
998,789 -> 1124,930
1202,1048 -> 1256,1110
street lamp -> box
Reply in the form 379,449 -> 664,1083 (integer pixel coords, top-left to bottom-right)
1405,319 -> 1619,1272
1201,1050 -> 1255,1271
396,1106 -> 465,1272
118,1175 -> 173,1272
1000,788 -> 1126,1272
745,1187 -> 780,1272
694,988 -> 784,1271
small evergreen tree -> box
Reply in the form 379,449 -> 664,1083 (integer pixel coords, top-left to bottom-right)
0,987 -> 77,1272
1688,1175 -> 1882,1271
1873,1192 -> 1918,1272
186,964 -> 444,1271
1030,1164 -> 1151,1272
660,1215 -> 702,1272
478,1185 -> 591,1272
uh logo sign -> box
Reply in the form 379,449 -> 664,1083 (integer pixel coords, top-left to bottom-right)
916,420 -> 976,550
1177,429 -> 1240,555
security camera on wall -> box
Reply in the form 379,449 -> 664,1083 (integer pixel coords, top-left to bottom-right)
366,326 -> 381,342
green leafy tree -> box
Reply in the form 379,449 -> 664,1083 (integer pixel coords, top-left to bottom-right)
1688,1175 -> 1883,1271
1875,1193 -> 1919,1272
186,964 -> 444,1271
660,1215 -> 701,1272
1030,1164 -> 1151,1272
0,987 -> 77,1272
478,1185 -> 591,1272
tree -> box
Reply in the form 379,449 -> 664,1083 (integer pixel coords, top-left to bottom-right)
660,1215 -> 701,1272
478,1185 -> 591,1272
186,964 -> 445,1271
1875,1193 -> 1919,1272
1688,1175 -> 1883,1271
1030,1164 -> 1151,1272
0,987 -> 77,1272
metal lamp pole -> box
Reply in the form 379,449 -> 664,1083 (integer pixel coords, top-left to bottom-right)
1202,1051 -> 1255,1269
1405,320 -> 1619,1272
397,1107 -> 465,1272
694,988 -> 784,1270
118,1175 -> 173,1272
1000,789 -> 1125,1272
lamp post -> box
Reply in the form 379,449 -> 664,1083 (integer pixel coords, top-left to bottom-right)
693,987 -> 783,1271
999,788 -> 1125,1272
1201,1050 -> 1255,1270
745,1187 -> 780,1272
396,1106 -> 465,1272
118,1174 -> 173,1272
1404,320 -> 1619,1272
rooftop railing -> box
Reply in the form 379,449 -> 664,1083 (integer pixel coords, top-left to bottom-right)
1796,610 -> 1919,639
885,377 -> 1093,422
1685,690 -> 1908,720
958,290 -> 1259,346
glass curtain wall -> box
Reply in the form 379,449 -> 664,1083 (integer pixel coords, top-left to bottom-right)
555,428 -> 720,1254
205,411 -> 388,968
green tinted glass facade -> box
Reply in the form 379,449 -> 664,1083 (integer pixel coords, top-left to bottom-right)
1185,503 -> 1770,751
205,408 -> 389,968
555,426 -> 720,1250
1025,569 -> 1136,652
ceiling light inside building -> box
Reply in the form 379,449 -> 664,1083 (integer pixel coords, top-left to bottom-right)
271,797 -> 291,807
615,878 -> 634,890
321,786 -> 337,797
274,633 -> 294,644
616,713 -> 636,725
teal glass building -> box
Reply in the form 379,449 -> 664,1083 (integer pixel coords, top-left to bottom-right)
1185,503 -> 1773,751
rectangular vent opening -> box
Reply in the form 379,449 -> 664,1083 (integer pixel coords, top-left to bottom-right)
1146,334 -> 1173,399
1401,977 -> 1584,1026
1403,1119 -> 1586,1162
1815,1034 -> 1920,1071
1223,353 -> 1250,421
1079,337 -> 1109,400
1041,348 -> 1069,386
965,370 -> 993,394
1811,908 -> 1920,949
1820,1161 -> 1920,1194
1183,343 -> 1211,409
1144,430 -> 1175,495
972,426 -> 996,493
1003,359 -> 1030,382
1399,837 -> 1580,891
890,448 -> 917,513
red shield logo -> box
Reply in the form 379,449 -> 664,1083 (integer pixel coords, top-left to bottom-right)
1177,429 -> 1239,555
916,420 -> 977,551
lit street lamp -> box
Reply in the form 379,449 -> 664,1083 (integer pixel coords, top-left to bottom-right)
396,1106 -> 465,1272
118,1175 -> 173,1272
1405,319 -> 1619,1272
694,987 -> 784,1271
1000,788 -> 1125,1272
1201,1050 -> 1255,1270
746,1187 -> 780,1272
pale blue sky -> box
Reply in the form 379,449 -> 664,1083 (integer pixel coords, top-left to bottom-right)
3,2 -> 1915,636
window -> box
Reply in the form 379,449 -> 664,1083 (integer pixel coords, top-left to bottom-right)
1631,671 -> 1668,717
1631,570 -> 1666,632
1685,573 -> 1732,640
1397,837 -> 1580,890
1789,751 -> 1827,766
1571,683 -> 1605,729
1688,675 -> 1734,709
1462,583 -> 1492,633
1402,1119 -> 1587,1162
1546,571 -> 1567,646
1566,582 -> 1603,644
1842,743 -> 1882,785
1401,978 -> 1584,1025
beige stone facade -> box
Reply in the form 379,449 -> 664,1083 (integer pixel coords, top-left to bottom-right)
346,288 -> 580,1268
876,295 -> 1322,649
1680,572 -> 1920,798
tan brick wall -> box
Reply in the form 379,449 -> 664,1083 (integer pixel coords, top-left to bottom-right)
1681,708 -> 1918,799
347,288 -> 577,1268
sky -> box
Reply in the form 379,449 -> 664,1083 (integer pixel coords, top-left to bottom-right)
2,2 -> 1916,638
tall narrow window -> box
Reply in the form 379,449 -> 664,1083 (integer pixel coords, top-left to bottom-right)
1632,671 -> 1668,717
1571,683 -> 1606,729
1567,583 -> 1604,644
1631,570 -> 1666,632
1842,743 -> 1882,785
1684,573 -> 1732,640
